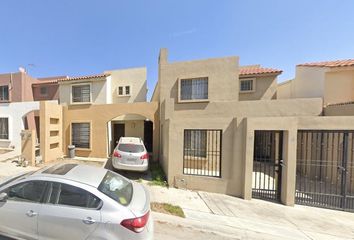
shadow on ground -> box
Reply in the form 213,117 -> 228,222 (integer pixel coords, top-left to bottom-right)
104,157 -> 152,181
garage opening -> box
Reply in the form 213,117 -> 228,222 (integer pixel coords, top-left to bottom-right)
108,114 -> 153,155
252,130 -> 283,202
296,130 -> 354,212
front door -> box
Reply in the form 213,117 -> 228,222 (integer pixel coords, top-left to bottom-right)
112,123 -> 125,152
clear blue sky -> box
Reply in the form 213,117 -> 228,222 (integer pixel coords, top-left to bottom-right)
1,0 -> 354,100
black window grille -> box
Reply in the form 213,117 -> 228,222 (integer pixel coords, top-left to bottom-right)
240,79 -> 254,92
0,118 -> 9,140
183,129 -> 222,177
72,123 -> 90,148
0,85 -> 9,101
72,85 -> 90,103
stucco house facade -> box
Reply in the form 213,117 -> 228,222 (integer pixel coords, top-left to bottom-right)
56,67 -> 154,158
150,49 -> 354,211
1,52 -> 354,212
0,69 -> 60,160
277,59 -> 354,106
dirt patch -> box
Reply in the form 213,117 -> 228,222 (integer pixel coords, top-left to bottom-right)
151,202 -> 185,218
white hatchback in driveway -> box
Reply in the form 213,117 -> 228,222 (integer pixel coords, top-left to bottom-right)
112,137 -> 149,172
0,163 -> 153,240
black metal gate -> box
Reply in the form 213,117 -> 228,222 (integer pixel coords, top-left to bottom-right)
296,130 -> 354,212
252,131 -> 283,201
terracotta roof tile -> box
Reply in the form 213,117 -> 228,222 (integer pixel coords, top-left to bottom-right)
297,59 -> 354,68
57,73 -> 109,82
32,80 -> 58,86
239,67 -> 282,76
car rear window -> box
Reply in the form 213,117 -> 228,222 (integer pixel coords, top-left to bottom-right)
118,143 -> 144,153
98,171 -> 133,206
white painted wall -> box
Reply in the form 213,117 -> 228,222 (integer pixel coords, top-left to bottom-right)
59,78 -> 108,105
293,67 -> 327,99
0,101 -> 40,157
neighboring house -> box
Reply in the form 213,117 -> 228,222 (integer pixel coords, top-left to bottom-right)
0,101 -> 40,159
0,69 -> 60,160
32,76 -> 62,101
239,65 -> 282,101
0,68 -> 60,103
56,67 -> 154,158
277,59 -> 354,106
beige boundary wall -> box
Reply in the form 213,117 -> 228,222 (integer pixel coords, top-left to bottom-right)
163,106 -> 354,206
40,101 -> 64,162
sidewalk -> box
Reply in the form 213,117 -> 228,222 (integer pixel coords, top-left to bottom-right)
147,184 -> 354,240
0,162 -> 38,181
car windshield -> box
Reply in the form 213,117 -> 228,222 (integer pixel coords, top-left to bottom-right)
118,143 -> 144,153
98,171 -> 133,206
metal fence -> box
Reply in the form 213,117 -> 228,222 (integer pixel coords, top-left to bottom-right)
252,131 -> 283,201
183,129 -> 222,177
296,130 -> 354,212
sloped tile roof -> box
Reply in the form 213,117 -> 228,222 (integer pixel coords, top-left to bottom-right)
57,73 -> 109,82
32,80 -> 58,86
239,67 -> 282,76
297,59 -> 354,68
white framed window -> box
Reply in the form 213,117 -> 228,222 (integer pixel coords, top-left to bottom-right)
40,86 -> 48,96
71,84 -> 91,104
71,122 -> 90,149
240,78 -> 255,93
0,85 -> 9,101
0,117 -> 9,140
117,85 -> 131,96
179,77 -> 208,102
118,86 -> 123,95
125,86 -> 130,95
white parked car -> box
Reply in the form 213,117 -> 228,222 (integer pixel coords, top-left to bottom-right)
112,137 -> 149,172
0,163 -> 153,240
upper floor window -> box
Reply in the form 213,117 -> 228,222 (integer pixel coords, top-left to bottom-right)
117,86 -> 131,96
118,86 -> 123,95
72,84 -> 91,103
0,118 -> 9,140
180,77 -> 208,101
0,85 -> 9,101
40,86 -> 48,96
240,79 -> 255,92
125,86 -> 130,95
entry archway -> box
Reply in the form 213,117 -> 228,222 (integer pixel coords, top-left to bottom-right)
107,113 -> 153,155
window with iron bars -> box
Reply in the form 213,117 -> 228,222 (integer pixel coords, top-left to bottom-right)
183,129 -> 222,177
0,118 -> 9,140
0,85 -> 9,101
72,85 -> 91,103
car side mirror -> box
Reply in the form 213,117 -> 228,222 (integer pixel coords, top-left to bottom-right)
0,192 -> 8,202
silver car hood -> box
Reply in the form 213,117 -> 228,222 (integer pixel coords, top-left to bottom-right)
128,182 -> 150,216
